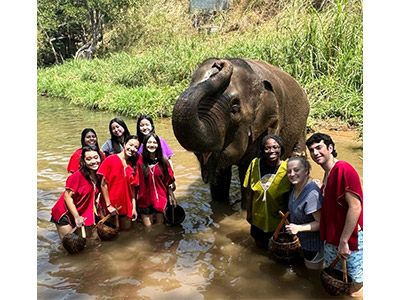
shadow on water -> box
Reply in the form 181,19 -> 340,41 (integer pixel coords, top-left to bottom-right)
37,96 -> 359,299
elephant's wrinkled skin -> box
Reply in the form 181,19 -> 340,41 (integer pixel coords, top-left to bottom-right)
172,58 -> 309,206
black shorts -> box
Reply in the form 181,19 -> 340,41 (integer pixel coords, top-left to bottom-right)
138,205 -> 163,215
50,214 -> 101,226
50,215 -> 71,226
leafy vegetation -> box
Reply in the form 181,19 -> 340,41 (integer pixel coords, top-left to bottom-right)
37,0 -> 132,65
37,0 -> 363,131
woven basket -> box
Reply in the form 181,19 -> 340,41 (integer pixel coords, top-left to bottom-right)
270,233 -> 300,259
269,211 -> 300,260
320,256 -> 361,296
62,226 -> 86,254
97,213 -> 120,241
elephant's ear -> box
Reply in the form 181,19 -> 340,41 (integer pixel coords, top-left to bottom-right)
249,79 -> 279,143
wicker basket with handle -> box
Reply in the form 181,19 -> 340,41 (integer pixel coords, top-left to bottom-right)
320,255 -> 362,296
62,226 -> 87,254
269,211 -> 300,260
96,206 -> 121,241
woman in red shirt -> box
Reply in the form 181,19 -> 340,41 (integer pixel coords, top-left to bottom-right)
97,135 -> 141,231
51,145 -> 104,239
67,128 -> 104,173
137,133 -> 176,227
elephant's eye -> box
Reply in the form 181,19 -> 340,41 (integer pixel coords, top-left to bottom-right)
231,98 -> 241,114
231,104 -> 240,114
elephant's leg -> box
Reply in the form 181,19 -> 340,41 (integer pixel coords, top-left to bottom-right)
210,166 -> 232,202
238,164 -> 249,209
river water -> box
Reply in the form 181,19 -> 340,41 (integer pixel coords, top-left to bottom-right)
37,96 -> 363,299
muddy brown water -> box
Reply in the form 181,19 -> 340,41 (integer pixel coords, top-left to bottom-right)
37,96 -> 363,299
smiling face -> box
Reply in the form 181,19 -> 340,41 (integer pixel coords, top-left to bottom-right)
84,150 -> 101,171
287,159 -> 309,186
264,138 -> 281,165
111,122 -> 125,137
145,136 -> 158,153
84,131 -> 97,146
307,140 -> 333,166
124,138 -> 140,158
139,119 -> 153,136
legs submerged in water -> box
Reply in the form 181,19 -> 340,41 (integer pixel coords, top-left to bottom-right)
140,214 -> 153,228
250,225 -> 273,249
119,215 -> 132,231
56,224 -> 73,240
140,212 -> 165,231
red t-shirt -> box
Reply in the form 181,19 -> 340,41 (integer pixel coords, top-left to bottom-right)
97,154 -> 140,217
320,160 -> 363,250
67,148 -> 105,173
67,149 -> 82,173
51,170 -> 99,226
137,160 -> 174,212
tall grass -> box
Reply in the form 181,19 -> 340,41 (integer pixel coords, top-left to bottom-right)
37,0 -> 363,128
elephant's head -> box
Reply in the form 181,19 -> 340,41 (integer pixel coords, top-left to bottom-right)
172,58 -> 280,184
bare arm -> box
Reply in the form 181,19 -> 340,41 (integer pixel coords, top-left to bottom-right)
286,210 -> 321,234
168,159 -> 176,191
338,191 -> 362,259
167,185 -> 177,207
131,186 -> 137,221
100,177 -> 117,215
64,189 -> 86,227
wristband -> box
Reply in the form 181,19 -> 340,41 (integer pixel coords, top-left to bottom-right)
107,204 -> 111,207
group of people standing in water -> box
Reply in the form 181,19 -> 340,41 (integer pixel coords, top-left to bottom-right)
244,133 -> 363,297
50,121 -> 363,297
51,115 -> 176,240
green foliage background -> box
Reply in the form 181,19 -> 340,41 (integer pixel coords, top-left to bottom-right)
37,0 -> 363,131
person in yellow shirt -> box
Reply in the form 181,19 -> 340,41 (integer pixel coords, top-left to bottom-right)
244,134 -> 291,248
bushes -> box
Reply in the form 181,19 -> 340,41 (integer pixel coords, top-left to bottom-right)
37,0 -> 363,127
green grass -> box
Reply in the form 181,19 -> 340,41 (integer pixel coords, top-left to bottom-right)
37,0 -> 363,128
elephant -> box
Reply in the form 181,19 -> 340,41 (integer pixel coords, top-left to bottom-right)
172,58 -> 309,207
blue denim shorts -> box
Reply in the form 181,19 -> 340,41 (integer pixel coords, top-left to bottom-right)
324,230 -> 363,283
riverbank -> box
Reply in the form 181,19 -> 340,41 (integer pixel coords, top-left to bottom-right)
37,0 -> 362,129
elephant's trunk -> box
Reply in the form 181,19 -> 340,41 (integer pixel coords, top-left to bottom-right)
172,60 -> 233,153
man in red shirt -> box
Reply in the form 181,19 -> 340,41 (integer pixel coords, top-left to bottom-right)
306,133 -> 363,297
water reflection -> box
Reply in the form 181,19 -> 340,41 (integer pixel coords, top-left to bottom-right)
37,96 -> 361,299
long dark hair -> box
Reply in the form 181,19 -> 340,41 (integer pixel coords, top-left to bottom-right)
109,118 -> 131,154
80,128 -> 100,148
141,133 -> 169,183
124,135 -> 141,175
78,145 -> 104,184
136,114 -> 155,144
